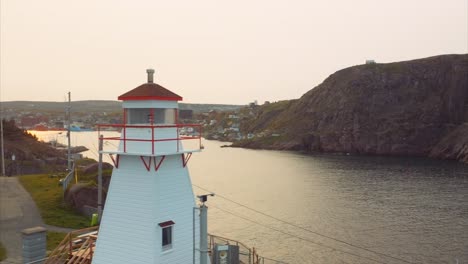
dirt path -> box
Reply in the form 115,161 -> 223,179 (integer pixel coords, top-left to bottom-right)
0,176 -> 74,264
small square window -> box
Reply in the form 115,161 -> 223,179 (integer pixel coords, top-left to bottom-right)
159,220 -> 175,251
162,226 -> 172,249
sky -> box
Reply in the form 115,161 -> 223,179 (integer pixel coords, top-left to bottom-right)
1,0 -> 467,105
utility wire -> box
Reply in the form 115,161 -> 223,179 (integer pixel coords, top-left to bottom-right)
259,256 -> 290,264
193,184 -> 416,264
212,205 -> 386,264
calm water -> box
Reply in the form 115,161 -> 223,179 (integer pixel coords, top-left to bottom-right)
32,131 -> 468,264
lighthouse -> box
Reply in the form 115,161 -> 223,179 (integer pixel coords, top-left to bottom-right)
93,69 -> 201,263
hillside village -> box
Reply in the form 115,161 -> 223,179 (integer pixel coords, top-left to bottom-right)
2,101 -> 246,135
198,100 -> 289,142
2,100 -> 288,143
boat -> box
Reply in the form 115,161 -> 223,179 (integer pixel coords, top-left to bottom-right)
69,124 -> 94,132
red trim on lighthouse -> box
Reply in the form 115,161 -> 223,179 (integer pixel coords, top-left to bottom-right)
119,95 -> 181,101
140,156 -> 166,172
110,154 -> 120,168
181,153 -> 192,167
158,220 -> 175,227
140,156 -> 152,171
154,156 -> 166,171
118,83 -> 182,101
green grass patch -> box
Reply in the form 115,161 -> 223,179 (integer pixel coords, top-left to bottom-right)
47,231 -> 67,252
19,174 -> 89,229
0,242 -> 6,261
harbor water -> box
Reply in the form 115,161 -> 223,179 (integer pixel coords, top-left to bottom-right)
31,131 -> 468,263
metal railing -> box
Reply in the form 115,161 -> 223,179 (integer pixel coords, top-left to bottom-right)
208,234 -> 287,264
62,162 -> 75,194
209,234 -> 252,264
97,123 -> 202,155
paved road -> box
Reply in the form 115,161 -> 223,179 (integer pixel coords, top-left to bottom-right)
0,176 -> 74,264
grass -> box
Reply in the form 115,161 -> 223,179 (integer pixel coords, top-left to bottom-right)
19,174 -> 90,229
46,231 -> 67,252
0,242 -> 6,261
75,158 -> 99,167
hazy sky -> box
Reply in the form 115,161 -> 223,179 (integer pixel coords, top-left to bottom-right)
1,0 -> 467,104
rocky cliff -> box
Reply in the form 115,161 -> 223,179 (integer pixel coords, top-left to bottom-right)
235,54 -> 468,163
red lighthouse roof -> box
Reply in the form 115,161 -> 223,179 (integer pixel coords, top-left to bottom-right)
118,69 -> 183,101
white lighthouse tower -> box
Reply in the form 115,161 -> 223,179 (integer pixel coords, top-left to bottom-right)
93,69 -> 201,264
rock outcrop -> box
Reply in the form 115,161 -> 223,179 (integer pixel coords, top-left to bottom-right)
430,124 -> 468,163
235,54 -> 468,163
64,174 -> 112,217
81,162 -> 113,174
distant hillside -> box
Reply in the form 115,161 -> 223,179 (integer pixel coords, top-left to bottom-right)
0,119 -> 67,175
1,119 -> 61,160
234,54 -> 468,163
2,101 -> 242,114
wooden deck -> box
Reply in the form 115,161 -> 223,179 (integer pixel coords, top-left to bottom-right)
45,226 -> 98,264
46,226 -> 272,264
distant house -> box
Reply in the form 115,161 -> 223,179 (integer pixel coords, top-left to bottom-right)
20,115 -> 49,128
54,121 -> 64,128
366,59 -> 376,64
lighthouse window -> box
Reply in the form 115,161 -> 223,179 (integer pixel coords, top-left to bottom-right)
162,226 -> 172,249
127,108 -> 167,124
159,220 -> 175,250
153,109 -> 165,123
127,108 -> 151,124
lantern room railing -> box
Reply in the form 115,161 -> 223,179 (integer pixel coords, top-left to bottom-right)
97,123 -> 202,155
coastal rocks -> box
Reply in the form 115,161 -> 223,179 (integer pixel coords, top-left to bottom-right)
430,123 -> 468,163
236,54 -> 468,163
64,176 -> 111,217
65,184 -> 103,217
82,162 -> 113,174
292,54 -> 468,160
65,162 -> 113,216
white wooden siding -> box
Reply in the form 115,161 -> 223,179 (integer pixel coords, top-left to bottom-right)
93,154 -> 199,264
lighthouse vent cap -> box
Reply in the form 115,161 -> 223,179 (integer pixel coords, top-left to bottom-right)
146,69 -> 155,83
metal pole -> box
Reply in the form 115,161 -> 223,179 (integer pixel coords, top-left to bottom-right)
193,207 -> 197,264
67,92 -> 72,171
0,5 -> 4,176
0,116 -> 5,176
200,203 -> 208,264
197,193 -> 213,264
98,135 -> 103,222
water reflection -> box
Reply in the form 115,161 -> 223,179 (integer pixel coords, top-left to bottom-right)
31,131 -> 468,263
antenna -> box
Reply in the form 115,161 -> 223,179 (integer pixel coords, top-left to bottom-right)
67,92 -> 72,171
